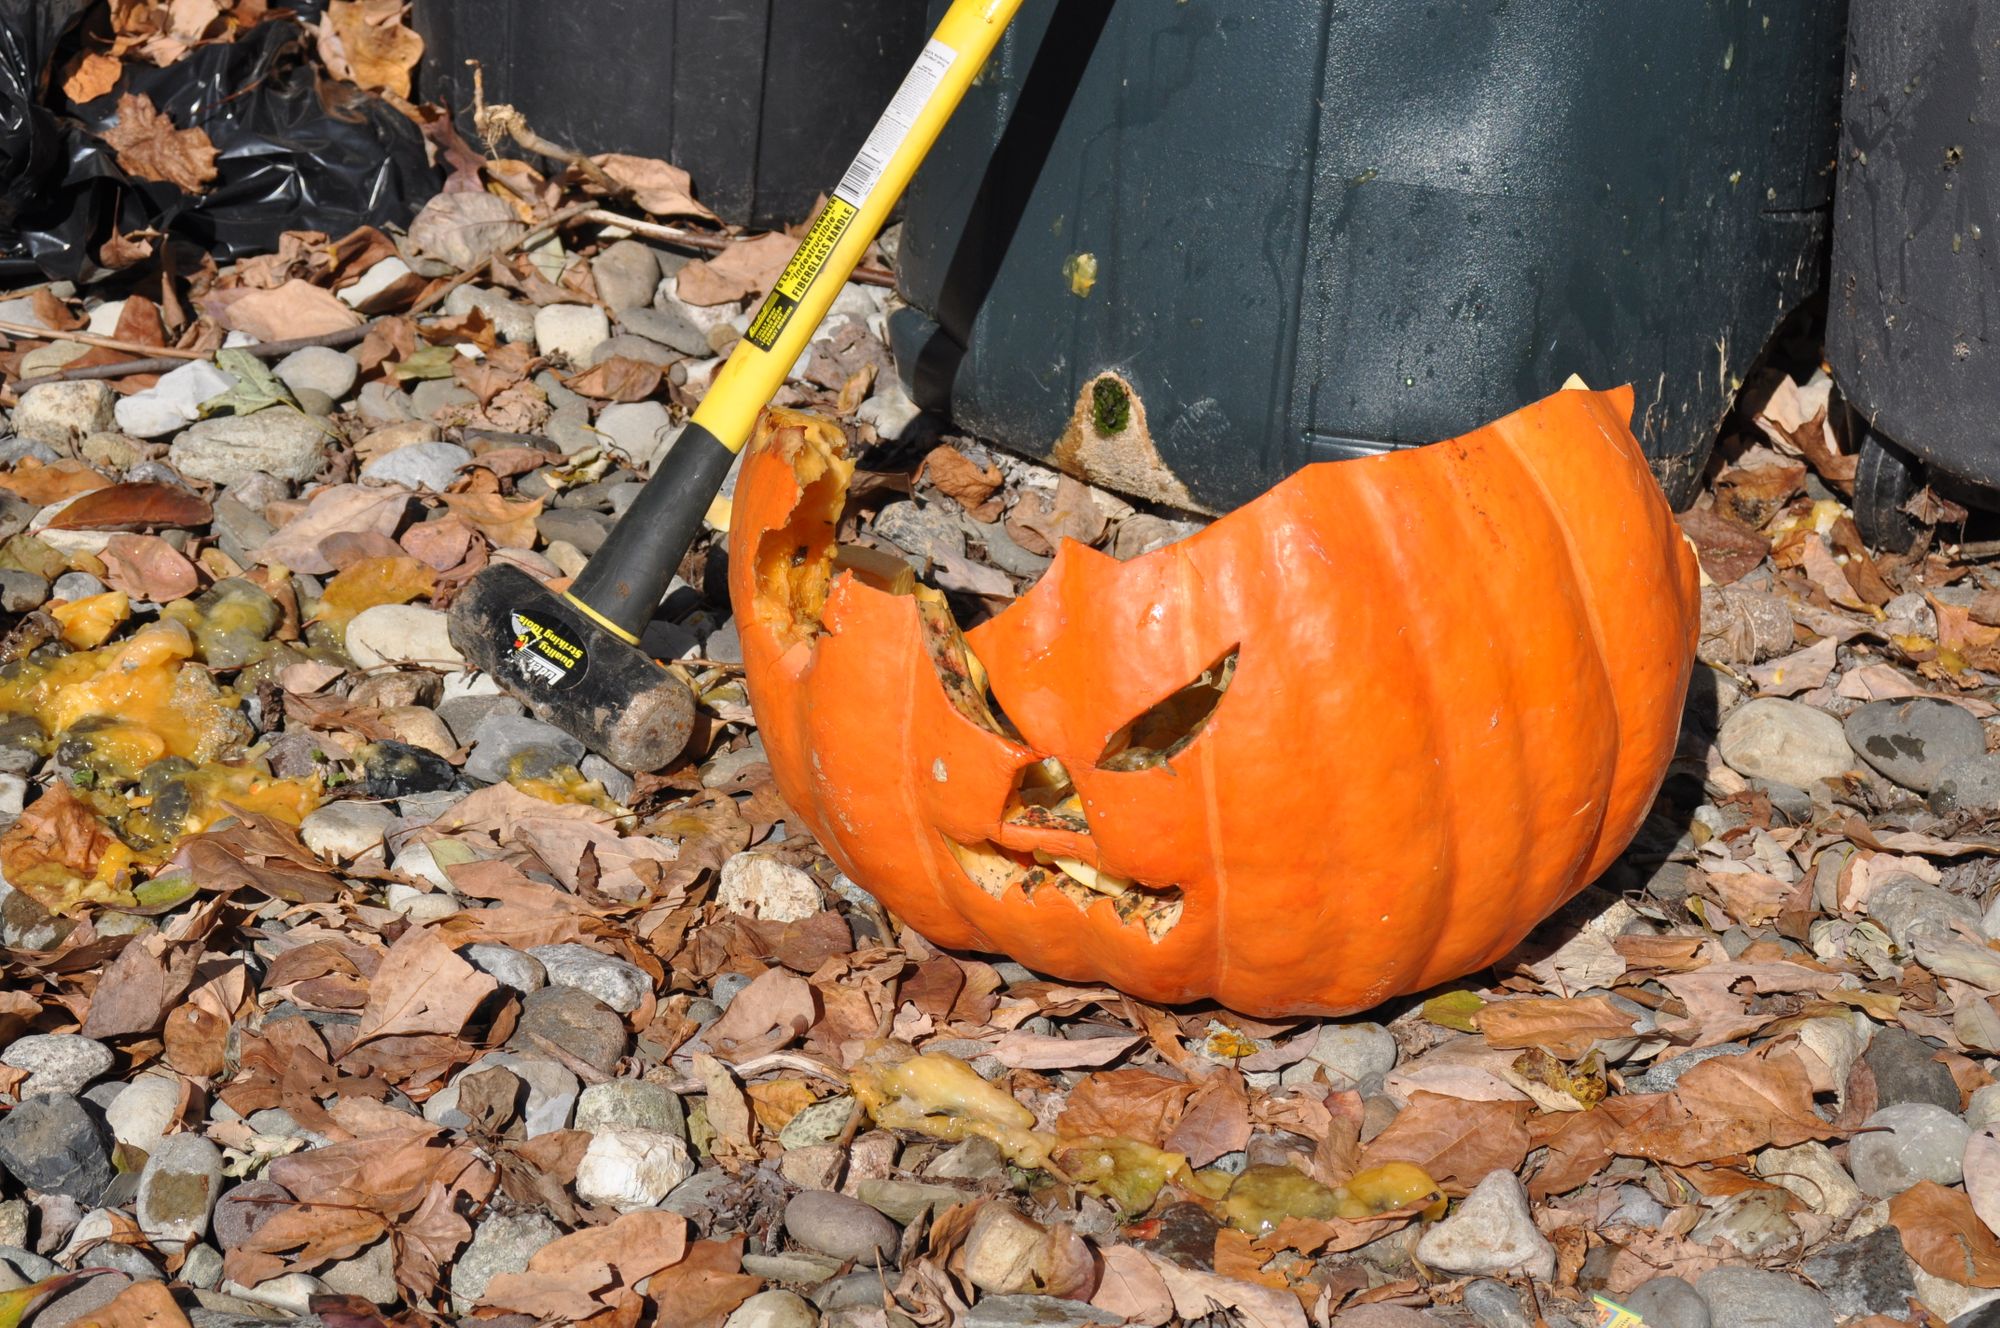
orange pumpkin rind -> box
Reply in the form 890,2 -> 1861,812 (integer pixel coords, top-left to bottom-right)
728,387 -> 1700,1017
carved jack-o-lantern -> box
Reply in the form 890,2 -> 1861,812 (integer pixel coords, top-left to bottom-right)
728,387 -> 1698,1017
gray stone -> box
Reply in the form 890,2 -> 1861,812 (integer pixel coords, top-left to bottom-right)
1413,1170 -> 1554,1280
451,1211 -> 561,1315
1716,697 -> 1855,788
181,1242 -> 223,1290
437,694 -> 527,745
0,1095 -> 112,1202
0,1246 -> 59,1288
1799,1226 -> 1918,1320
1868,874 -> 1982,954
962,1297 -> 1121,1328
299,801 -> 397,862
592,241 -> 663,311
620,302 -> 711,357
535,304 -> 611,363
357,380 -> 416,426
1625,1042 -> 1750,1094
0,492 -> 32,543
784,1189 -> 899,1264
1622,1276 -> 1710,1328
579,753 -> 635,805
426,1054 -> 574,1136
78,431 -> 142,472
576,1079 -> 684,1136
660,1168 -> 734,1221
1,1034 -> 113,1097
211,1179 -> 290,1251
321,1237 -> 396,1305
705,619 -> 743,664
15,382 -> 114,449
361,441 -> 471,492
872,501 -> 963,564
273,347 -> 359,401
1846,697 -> 1987,792
536,506 -> 609,555
963,515 -> 1052,578
1849,1102 -> 1970,1197
1695,1267 -> 1834,1328
81,1239 -> 161,1282
1934,754 -> 2000,815
49,571 -> 104,602
170,411 -> 327,486
135,1133 -> 223,1251
1281,1021 -> 1398,1092
594,400 -> 675,469
465,713 -> 586,784
1864,1025 -> 1963,1110
722,1289 -> 818,1328
587,333 -> 680,369
529,943 -> 651,1013
440,285 -> 537,344
463,943 -> 546,993
411,379 -> 476,419
36,1271 -> 131,1328
1462,1279 -> 1532,1328
509,984 -> 627,1073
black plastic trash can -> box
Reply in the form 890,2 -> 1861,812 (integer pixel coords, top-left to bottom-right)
413,0 -> 930,229
890,0 -> 1848,514
1827,0 -> 2000,552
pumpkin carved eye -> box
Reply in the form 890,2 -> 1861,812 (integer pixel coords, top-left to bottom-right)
1096,647 -> 1238,772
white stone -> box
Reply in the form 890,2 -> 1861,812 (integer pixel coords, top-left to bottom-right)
134,1133 -> 223,1252
1415,1170 -> 1556,1280
386,884 -> 461,922
1755,1141 -> 1865,1218
338,256 -> 413,309
1717,698 -> 1856,788
856,376 -> 923,441
723,1290 -> 818,1328
300,802 -> 398,861
346,604 -> 464,671
361,441 -> 471,492
86,299 -> 128,336
717,853 -> 823,923
573,1126 -> 694,1210
441,670 -> 504,701
223,1273 -> 329,1316
115,360 -> 238,439
15,382 -> 115,448
534,305 -> 611,363
106,1072 -> 181,1153
2,1034 -> 114,1097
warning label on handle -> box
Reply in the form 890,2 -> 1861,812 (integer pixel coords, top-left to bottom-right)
744,37 -> 956,352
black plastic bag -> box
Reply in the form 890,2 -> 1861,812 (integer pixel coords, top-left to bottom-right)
0,0 -> 436,281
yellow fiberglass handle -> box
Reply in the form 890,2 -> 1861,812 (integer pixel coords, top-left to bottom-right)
689,0 -> 1027,454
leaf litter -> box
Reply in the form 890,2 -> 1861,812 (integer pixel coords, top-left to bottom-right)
0,71 -> 1995,1328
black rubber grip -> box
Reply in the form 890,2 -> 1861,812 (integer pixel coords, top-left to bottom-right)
567,421 -> 737,638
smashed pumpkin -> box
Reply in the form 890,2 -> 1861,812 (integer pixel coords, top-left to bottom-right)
728,387 -> 1698,1016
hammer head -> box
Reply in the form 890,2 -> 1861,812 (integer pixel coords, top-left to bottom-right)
446,564 -> 695,775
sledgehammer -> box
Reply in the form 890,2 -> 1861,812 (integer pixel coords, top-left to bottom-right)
448,0 -> 1025,773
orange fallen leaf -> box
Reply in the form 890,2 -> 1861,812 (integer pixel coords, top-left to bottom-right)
441,491 -> 542,549
0,459 -> 112,505
314,555 -> 436,629
62,52 -> 124,105
1894,1180 -> 2000,1288
64,1278 -> 191,1328
317,0 -> 423,99
48,482 -> 211,531
562,356 -> 662,403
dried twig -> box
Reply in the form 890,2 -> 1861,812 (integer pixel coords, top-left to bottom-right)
0,320 -> 206,362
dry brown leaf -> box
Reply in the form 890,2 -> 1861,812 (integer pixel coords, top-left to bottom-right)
1618,1050 -> 1842,1164
1677,507 -> 1770,585
642,1237 -> 761,1328
80,933 -> 198,1039
922,444 -> 1004,521
703,967 -> 817,1059
100,534 -> 200,603
0,783 -> 129,916
1162,1072 -> 1249,1168
674,232 -> 799,307
480,1209 -> 688,1319
47,482 -> 210,531
63,51 -> 124,104
1894,1180 -> 2000,1287
591,153 -> 718,221
101,92 -> 215,193
0,459 -> 112,505
318,0 -> 423,98
349,927 -> 497,1049
1477,995 -> 1636,1060
1142,1249 -> 1309,1328
252,483 -> 412,575
440,491 -> 542,549
562,356 -> 663,402
1092,1243 -> 1175,1327
206,278 -> 363,341
1357,1092 -> 1531,1191
66,1279 -> 192,1328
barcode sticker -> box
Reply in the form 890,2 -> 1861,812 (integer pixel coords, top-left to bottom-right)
834,38 -> 958,208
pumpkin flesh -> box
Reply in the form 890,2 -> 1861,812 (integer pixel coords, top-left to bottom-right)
729,388 -> 1699,1017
